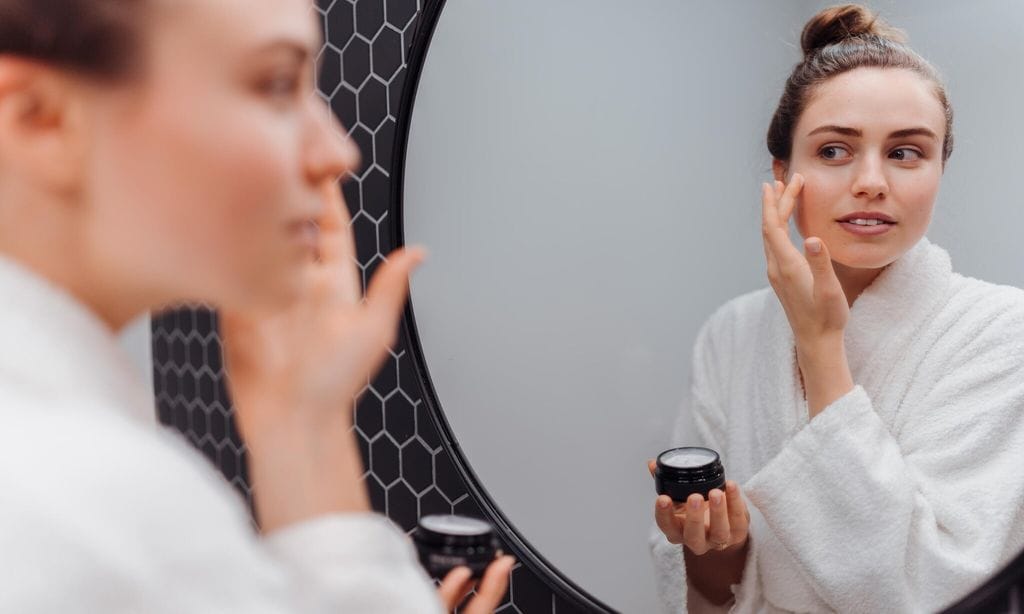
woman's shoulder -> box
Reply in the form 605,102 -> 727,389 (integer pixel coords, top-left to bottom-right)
947,273 -> 1024,328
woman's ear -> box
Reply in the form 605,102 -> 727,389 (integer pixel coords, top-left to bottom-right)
772,159 -> 788,183
0,59 -> 87,198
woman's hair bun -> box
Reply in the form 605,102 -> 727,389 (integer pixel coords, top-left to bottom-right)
800,4 -> 906,58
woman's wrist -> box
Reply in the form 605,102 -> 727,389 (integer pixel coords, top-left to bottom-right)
795,335 -> 854,417
246,414 -> 371,533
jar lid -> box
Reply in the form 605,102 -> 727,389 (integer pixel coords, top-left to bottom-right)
415,514 -> 496,548
658,446 -> 718,470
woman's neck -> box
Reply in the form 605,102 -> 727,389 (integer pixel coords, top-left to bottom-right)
832,261 -> 886,307
0,202 -> 147,332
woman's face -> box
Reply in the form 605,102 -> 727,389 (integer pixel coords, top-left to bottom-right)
81,0 -> 357,313
781,67 -> 946,271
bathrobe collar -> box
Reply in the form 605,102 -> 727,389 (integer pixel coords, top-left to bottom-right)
0,255 -> 154,424
756,237 -> 953,447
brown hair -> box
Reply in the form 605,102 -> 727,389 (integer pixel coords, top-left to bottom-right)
0,0 -> 145,79
767,4 -> 954,164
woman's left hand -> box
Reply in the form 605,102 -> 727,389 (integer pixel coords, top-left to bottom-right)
762,174 -> 854,416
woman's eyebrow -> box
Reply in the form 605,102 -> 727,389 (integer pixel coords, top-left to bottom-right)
805,125 -> 938,139
252,39 -> 312,63
887,127 -> 938,140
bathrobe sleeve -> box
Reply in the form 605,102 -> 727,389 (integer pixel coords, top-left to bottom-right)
0,407 -> 444,614
743,298 -> 1024,613
650,315 -> 765,614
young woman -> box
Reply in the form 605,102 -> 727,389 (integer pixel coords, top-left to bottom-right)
650,5 -> 1024,613
0,0 -> 512,611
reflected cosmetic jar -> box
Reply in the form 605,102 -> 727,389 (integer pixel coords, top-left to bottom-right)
654,446 -> 726,502
413,514 -> 501,579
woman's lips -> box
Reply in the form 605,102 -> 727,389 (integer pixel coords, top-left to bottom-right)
837,219 -> 895,236
289,219 -> 320,249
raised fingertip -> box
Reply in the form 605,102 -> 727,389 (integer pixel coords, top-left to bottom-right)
805,237 -> 823,255
657,495 -> 671,509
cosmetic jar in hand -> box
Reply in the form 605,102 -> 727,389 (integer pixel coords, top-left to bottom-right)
413,514 -> 501,579
653,446 -> 726,502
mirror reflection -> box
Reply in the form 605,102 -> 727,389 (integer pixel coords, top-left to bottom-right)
404,1 -> 1024,611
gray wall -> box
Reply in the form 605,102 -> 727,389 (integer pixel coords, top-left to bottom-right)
404,2 -> 1024,611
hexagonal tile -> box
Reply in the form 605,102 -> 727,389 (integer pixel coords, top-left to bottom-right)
400,439 -> 433,493
371,27 -> 403,82
418,486 -> 451,518
341,37 -> 371,87
325,1 -> 354,45
372,118 -> 395,172
384,0 -> 417,30
350,212 -> 379,264
369,435 -> 400,486
416,402 -> 442,450
355,392 -> 384,438
355,0 -> 384,39
329,85 -> 357,127
317,45 -> 343,97
357,77 -> 388,130
359,166 -> 390,220
386,481 -> 418,532
384,393 -> 416,445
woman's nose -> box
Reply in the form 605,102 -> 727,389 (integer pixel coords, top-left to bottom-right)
850,154 -> 889,200
303,99 -> 361,185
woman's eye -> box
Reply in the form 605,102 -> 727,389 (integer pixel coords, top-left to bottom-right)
819,145 -> 851,161
258,74 -> 301,100
890,147 -> 923,162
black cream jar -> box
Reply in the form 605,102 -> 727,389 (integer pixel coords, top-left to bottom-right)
654,446 -> 727,502
413,514 -> 501,579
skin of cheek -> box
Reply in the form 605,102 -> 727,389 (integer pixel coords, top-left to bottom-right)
85,87 -> 310,313
789,168 -> 939,271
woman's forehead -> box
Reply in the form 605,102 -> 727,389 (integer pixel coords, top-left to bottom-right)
149,0 -> 319,59
797,67 -> 946,139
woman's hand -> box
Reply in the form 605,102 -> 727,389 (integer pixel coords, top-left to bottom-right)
437,556 -> 516,614
650,461 -> 750,605
221,182 -> 424,445
218,181 -> 425,531
761,175 -> 854,416
649,461 -> 749,555
761,174 -> 848,347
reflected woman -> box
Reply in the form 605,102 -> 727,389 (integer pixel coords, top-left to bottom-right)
650,5 -> 1024,613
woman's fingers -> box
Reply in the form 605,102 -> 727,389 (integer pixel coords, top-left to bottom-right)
313,181 -> 362,302
682,494 -> 708,554
706,489 -> 731,550
647,459 -> 657,478
437,566 -> 474,610
724,480 -> 750,539
654,495 -> 685,544
804,237 -> 844,303
777,173 -> 803,222
461,555 -> 515,614
364,247 -> 426,334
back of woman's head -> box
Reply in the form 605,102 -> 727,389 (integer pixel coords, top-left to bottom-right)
0,0 -> 144,79
767,4 -> 954,164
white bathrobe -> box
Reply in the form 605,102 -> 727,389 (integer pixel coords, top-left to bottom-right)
0,256 -> 443,613
650,238 -> 1024,614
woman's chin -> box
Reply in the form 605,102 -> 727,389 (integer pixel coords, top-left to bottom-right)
828,245 -> 904,272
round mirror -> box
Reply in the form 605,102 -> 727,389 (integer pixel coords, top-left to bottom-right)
400,1 -> 1024,611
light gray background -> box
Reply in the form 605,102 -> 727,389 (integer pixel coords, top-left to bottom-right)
405,2 -> 1023,611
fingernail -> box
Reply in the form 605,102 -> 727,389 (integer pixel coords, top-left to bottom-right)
689,498 -> 701,511
711,492 -> 722,506
658,498 -> 670,509
807,239 -> 822,255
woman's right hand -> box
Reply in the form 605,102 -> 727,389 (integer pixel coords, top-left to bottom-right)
437,556 -> 516,614
649,460 -> 750,555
